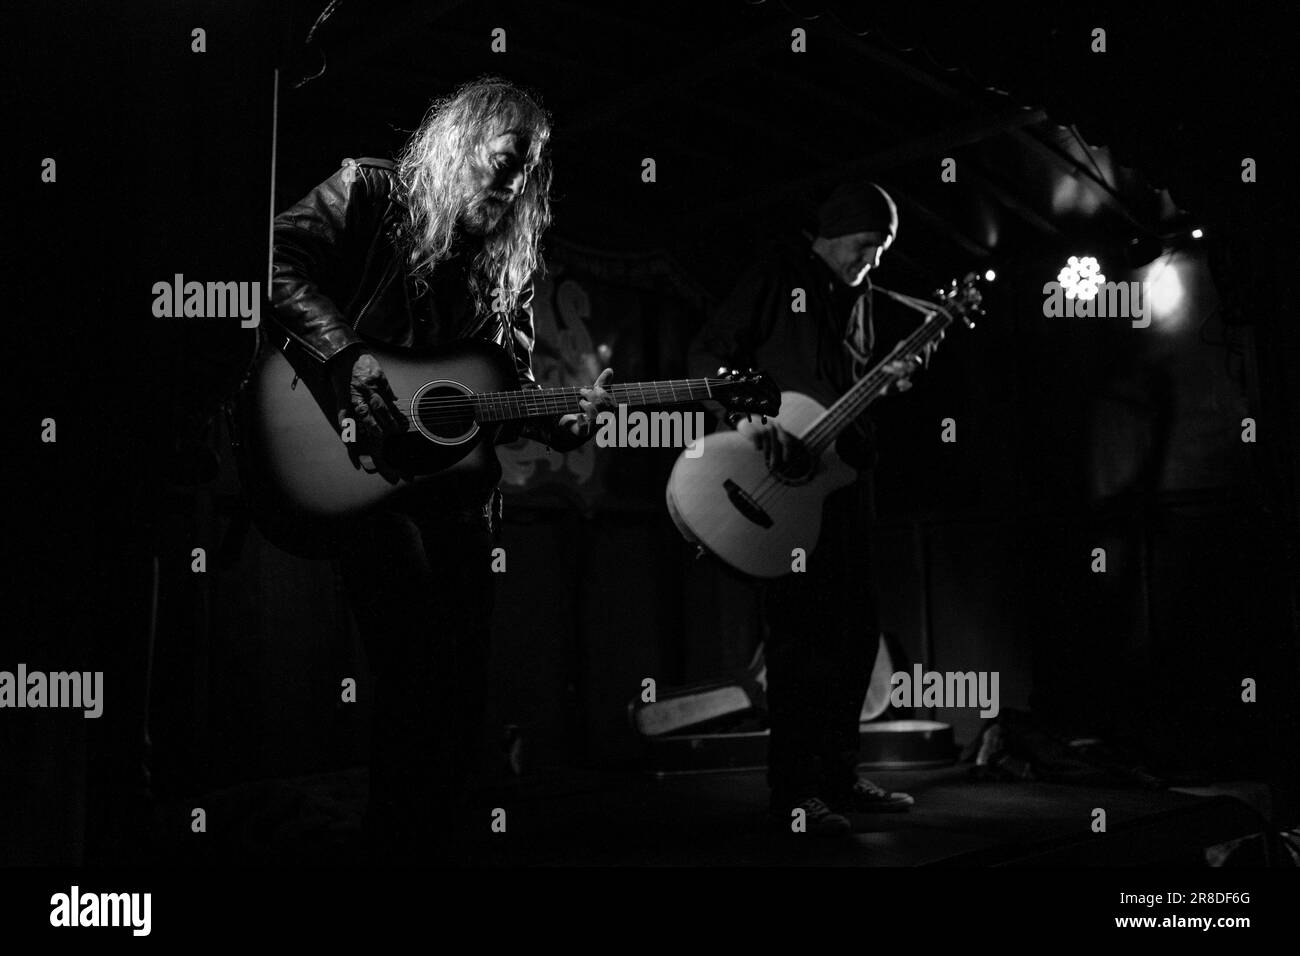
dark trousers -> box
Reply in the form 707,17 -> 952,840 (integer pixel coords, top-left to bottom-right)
337,501 -> 496,859
764,482 -> 878,807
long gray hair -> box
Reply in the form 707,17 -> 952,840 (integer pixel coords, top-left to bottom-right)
395,77 -> 553,315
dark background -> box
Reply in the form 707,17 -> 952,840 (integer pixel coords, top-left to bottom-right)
6,0 -> 1297,864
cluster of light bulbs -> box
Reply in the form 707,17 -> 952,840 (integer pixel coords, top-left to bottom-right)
1049,229 -> 1203,302
1057,255 -> 1106,300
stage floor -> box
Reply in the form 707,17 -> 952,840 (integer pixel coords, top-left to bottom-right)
138,764 -> 1269,867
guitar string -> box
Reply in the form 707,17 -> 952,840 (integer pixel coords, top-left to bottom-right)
387,400 -> 710,423
341,303 -> 959,491
745,363 -> 896,509
391,391 -> 719,417
342,319 -> 938,449
383,379 -> 726,412
384,394 -> 721,428
749,333 -> 938,506
797,303 -> 957,450
338,378 -> 752,429
746,306 -> 957,508
391,391 -> 711,407
331,290 -> 970,535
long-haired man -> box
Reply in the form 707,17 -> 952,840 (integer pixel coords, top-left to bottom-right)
270,77 -> 613,861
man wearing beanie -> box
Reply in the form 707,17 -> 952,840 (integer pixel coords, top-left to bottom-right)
687,181 -> 919,836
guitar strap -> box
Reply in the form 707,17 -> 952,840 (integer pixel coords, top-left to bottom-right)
842,293 -> 873,379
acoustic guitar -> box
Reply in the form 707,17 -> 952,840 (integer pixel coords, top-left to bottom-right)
236,336 -> 779,556
665,275 -> 983,578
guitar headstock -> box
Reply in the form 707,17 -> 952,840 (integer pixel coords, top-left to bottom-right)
934,272 -> 986,330
712,368 -> 781,417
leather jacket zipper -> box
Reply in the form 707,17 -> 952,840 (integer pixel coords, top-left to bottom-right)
291,259 -> 395,391
352,255 -> 398,330
349,198 -> 398,331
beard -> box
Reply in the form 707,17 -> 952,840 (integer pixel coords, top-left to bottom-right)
461,191 -> 514,238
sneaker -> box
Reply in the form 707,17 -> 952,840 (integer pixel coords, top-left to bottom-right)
829,778 -> 915,813
771,796 -> 853,836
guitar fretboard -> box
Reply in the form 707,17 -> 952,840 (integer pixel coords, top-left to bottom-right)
800,309 -> 956,454
473,379 -> 723,422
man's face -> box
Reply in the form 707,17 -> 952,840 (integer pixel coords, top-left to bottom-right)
823,230 -> 890,286
460,130 -> 532,237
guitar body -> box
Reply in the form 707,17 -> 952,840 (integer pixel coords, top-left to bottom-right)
236,338 -> 515,557
666,391 -> 858,579
666,275 -> 983,578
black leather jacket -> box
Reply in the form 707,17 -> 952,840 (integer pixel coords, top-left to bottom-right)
269,156 -> 570,447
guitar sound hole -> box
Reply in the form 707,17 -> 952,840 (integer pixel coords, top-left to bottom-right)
411,381 -> 479,445
724,479 -> 773,528
772,449 -> 816,485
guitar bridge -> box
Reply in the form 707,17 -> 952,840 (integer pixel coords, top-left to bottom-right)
723,479 -> 773,528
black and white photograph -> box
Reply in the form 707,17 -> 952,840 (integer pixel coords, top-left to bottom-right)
5,0 -> 1298,935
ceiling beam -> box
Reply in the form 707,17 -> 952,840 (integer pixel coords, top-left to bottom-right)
1006,127 -> 1153,233
762,68 -> 1064,239
889,191 -> 992,258
767,67 -> 912,139
695,107 -> 1045,225
808,18 -> 1151,232
948,159 -> 1067,239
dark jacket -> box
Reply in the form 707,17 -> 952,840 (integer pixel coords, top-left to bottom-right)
269,156 -> 567,447
687,237 -> 880,471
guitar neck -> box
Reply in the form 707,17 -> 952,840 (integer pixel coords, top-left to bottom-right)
801,309 -> 954,454
473,378 -> 726,423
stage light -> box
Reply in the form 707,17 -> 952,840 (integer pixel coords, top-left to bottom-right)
1058,255 -> 1105,300
1191,228 -> 1204,239
984,269 -> 996,282
1146,259 -> 1183,316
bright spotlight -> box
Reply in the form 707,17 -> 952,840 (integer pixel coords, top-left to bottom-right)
1191,228 -> 1204,239
1145,258 -> 1184,322
984,269 -> 997,282
1058,255 -> 1105,301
